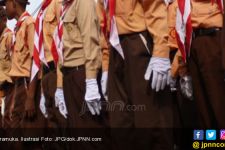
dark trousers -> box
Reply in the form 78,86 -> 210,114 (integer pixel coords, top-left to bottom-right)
0,82 -> 14,129
62,65 -> 109,150
108,31 -> 176,150
42,66 -> 68,150
222,3 -> 225,73
189,30 -> 225,128
6,78 -> 46,150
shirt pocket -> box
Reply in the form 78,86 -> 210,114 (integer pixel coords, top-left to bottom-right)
44,13 -> 57,36
14,37 -> 30,65
63,13 -> 83,48
116,0 -> 134,16
192,3 -> 219,16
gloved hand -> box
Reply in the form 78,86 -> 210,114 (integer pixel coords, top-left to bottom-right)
180,75 -> 193,100
167,71 -> 177,92
39,93 -> 48,118
1,97 -> 5,116
55,88 -> 68,119
101,71 -> 108,101
145,57 -> 171,92
85,79 -> 101,115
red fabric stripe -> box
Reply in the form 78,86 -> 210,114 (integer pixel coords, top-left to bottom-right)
177,0 -> 185,16
102,10 -> 107,38
51,39 -> 59,66
15,12 -> 30,31
217,0 -> 223,12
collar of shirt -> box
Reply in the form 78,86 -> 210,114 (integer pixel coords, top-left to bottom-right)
14,11 -> 31,33
0,27 -> 11,41
41,0 -> 52,11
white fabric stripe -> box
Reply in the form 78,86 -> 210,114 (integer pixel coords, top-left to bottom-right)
109,17 -> 124,59
30,60 -> 39,82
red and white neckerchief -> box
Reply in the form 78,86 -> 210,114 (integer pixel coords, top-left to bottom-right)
175,0 -> 223,62
212,0 -> 224,12
30,0 -> 52,82
2,28 -> 11,38
51,0 -> 73,64
175,0 -> 192,63
102,0 -> 124,59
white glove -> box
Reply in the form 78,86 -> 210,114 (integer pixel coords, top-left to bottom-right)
55,88 -> 68,119
145,57 -> 171,92
39,93 -> 48,118
85,79 -> 101,115
167,71 -> 177,92
180,75 -> 193,100
1,97 -> 5,116
101,71 -> 108,101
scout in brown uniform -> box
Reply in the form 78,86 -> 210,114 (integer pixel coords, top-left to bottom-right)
171,0 -> 225,129
41,0 -> 67,126
167,1 -> 197,127
97,0 -> 175,150
1,0 -> 45,149
62,0 -> 103,126
0,6 -> 14,129
39,0 -> 68,149
61,0 -> 109,149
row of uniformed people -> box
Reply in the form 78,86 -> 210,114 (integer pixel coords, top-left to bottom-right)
0,0 -> 224,150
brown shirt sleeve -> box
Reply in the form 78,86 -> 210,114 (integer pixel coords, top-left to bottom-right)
8,16 -> 35,77
96,0 -> 109,72
0,29 -> 13,84
168,1 -> 178,50
27,21 -> 35,57
142,0 -> 170,58
76,0 -> 102,79
43,0 -> 63,88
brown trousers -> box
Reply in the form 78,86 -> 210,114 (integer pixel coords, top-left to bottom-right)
62,65 -> 109,150
7,78 -> 46,150
108,31 -> 175,150
42,68 -> 68,150
62,65 -> 107,128
42,70 -> 67,129
188,30 -> 225,128
0,82 -> 14,129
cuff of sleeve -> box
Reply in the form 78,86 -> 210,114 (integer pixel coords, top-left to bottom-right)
56,66 -> 63,88
86,70 -> 98,79
171,57 -> 179,78
102,61 -> 109,72
152,46 -> 170,58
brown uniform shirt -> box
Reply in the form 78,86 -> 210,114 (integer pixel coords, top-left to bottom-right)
63,0 -> 102,79
168,0 -> 223,78
43,0 -> 63,87
97,0 -> 170,71
8,12 -> 35,78
0,28 -> 13,84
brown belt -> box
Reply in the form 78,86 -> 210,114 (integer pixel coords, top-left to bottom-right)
61,65 -> 84,75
